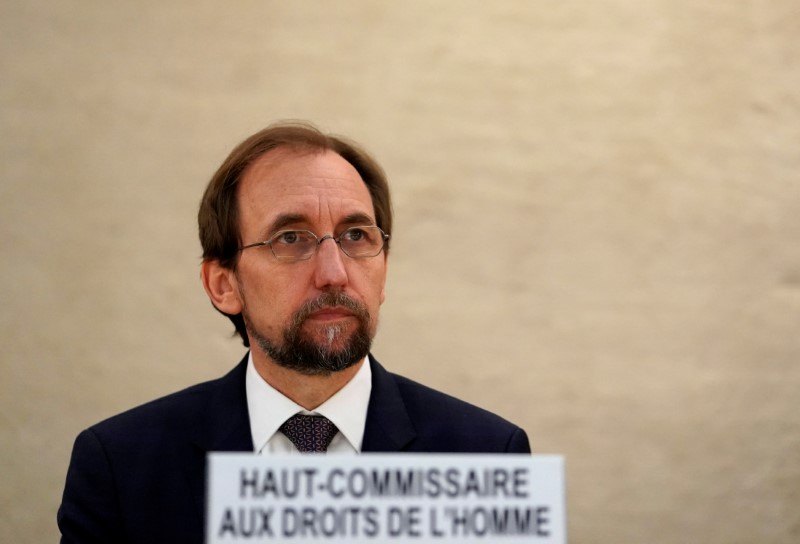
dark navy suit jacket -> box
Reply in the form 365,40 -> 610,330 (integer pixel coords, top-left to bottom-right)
58,355 -> 530,543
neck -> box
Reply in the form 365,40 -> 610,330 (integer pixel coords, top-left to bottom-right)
251,352 -> 365,410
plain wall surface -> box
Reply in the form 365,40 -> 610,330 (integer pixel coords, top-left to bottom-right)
1,1 -> 799,542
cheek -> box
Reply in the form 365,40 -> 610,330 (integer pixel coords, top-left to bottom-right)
238,269 -> 283,313
376,256 -> 388,305
377,271 -> 387,304
364,267 -> 388,308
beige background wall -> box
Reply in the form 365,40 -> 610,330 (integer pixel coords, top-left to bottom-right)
2,1 -> 799,542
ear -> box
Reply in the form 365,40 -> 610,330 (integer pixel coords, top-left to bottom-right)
201,259 -> 243,315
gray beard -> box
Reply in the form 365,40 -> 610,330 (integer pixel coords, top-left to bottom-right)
242,291 -> 373,376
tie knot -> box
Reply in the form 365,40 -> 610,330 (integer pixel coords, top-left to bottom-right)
279,414 -> 339,453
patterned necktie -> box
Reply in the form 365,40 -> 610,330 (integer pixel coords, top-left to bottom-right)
279,414 -> 339,453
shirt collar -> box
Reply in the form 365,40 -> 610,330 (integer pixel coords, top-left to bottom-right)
245,351 -> 372,453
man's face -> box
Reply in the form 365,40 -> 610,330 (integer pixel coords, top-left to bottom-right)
231,147 -> 388,375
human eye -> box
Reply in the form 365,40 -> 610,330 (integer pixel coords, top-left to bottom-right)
268,230 -> 317,261
344,226 -> 382,244
339,226 -> 384,258
342,227 -> 367,242
272,230 -> 311,245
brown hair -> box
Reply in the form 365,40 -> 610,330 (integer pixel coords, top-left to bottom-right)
198,120 -> 392,346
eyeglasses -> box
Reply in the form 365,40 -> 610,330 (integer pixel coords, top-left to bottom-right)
238,226 -> 390,262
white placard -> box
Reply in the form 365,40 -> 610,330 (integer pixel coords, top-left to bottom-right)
206,453 -> 565,543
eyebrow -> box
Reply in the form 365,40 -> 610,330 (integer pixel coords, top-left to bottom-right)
339,212 -> 377,227
265,211 -> 377,237
267,213 -> 307,234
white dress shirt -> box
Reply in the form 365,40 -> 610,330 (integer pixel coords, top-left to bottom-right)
245,352 -> 372,455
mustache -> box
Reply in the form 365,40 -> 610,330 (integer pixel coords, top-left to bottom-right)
291,291 -> 370,327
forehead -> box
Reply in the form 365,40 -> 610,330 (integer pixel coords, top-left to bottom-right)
237,147 -> 375,232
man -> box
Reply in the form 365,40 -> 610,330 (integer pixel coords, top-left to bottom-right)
58,122 -> 530,543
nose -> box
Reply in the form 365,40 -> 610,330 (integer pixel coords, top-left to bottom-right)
313,236 -> 348,290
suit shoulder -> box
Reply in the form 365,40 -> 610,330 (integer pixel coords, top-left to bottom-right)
390,372 -> 517,428
87,363 -> 243,438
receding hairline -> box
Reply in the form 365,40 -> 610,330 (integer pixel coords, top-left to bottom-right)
235,144 -> 380,220
237,143 -> 360,181
199,121 -> 392,265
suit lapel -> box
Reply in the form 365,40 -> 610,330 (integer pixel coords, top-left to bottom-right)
182,353 -> 417,521
186,355 -> 254,517
362,356 -> 417,451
